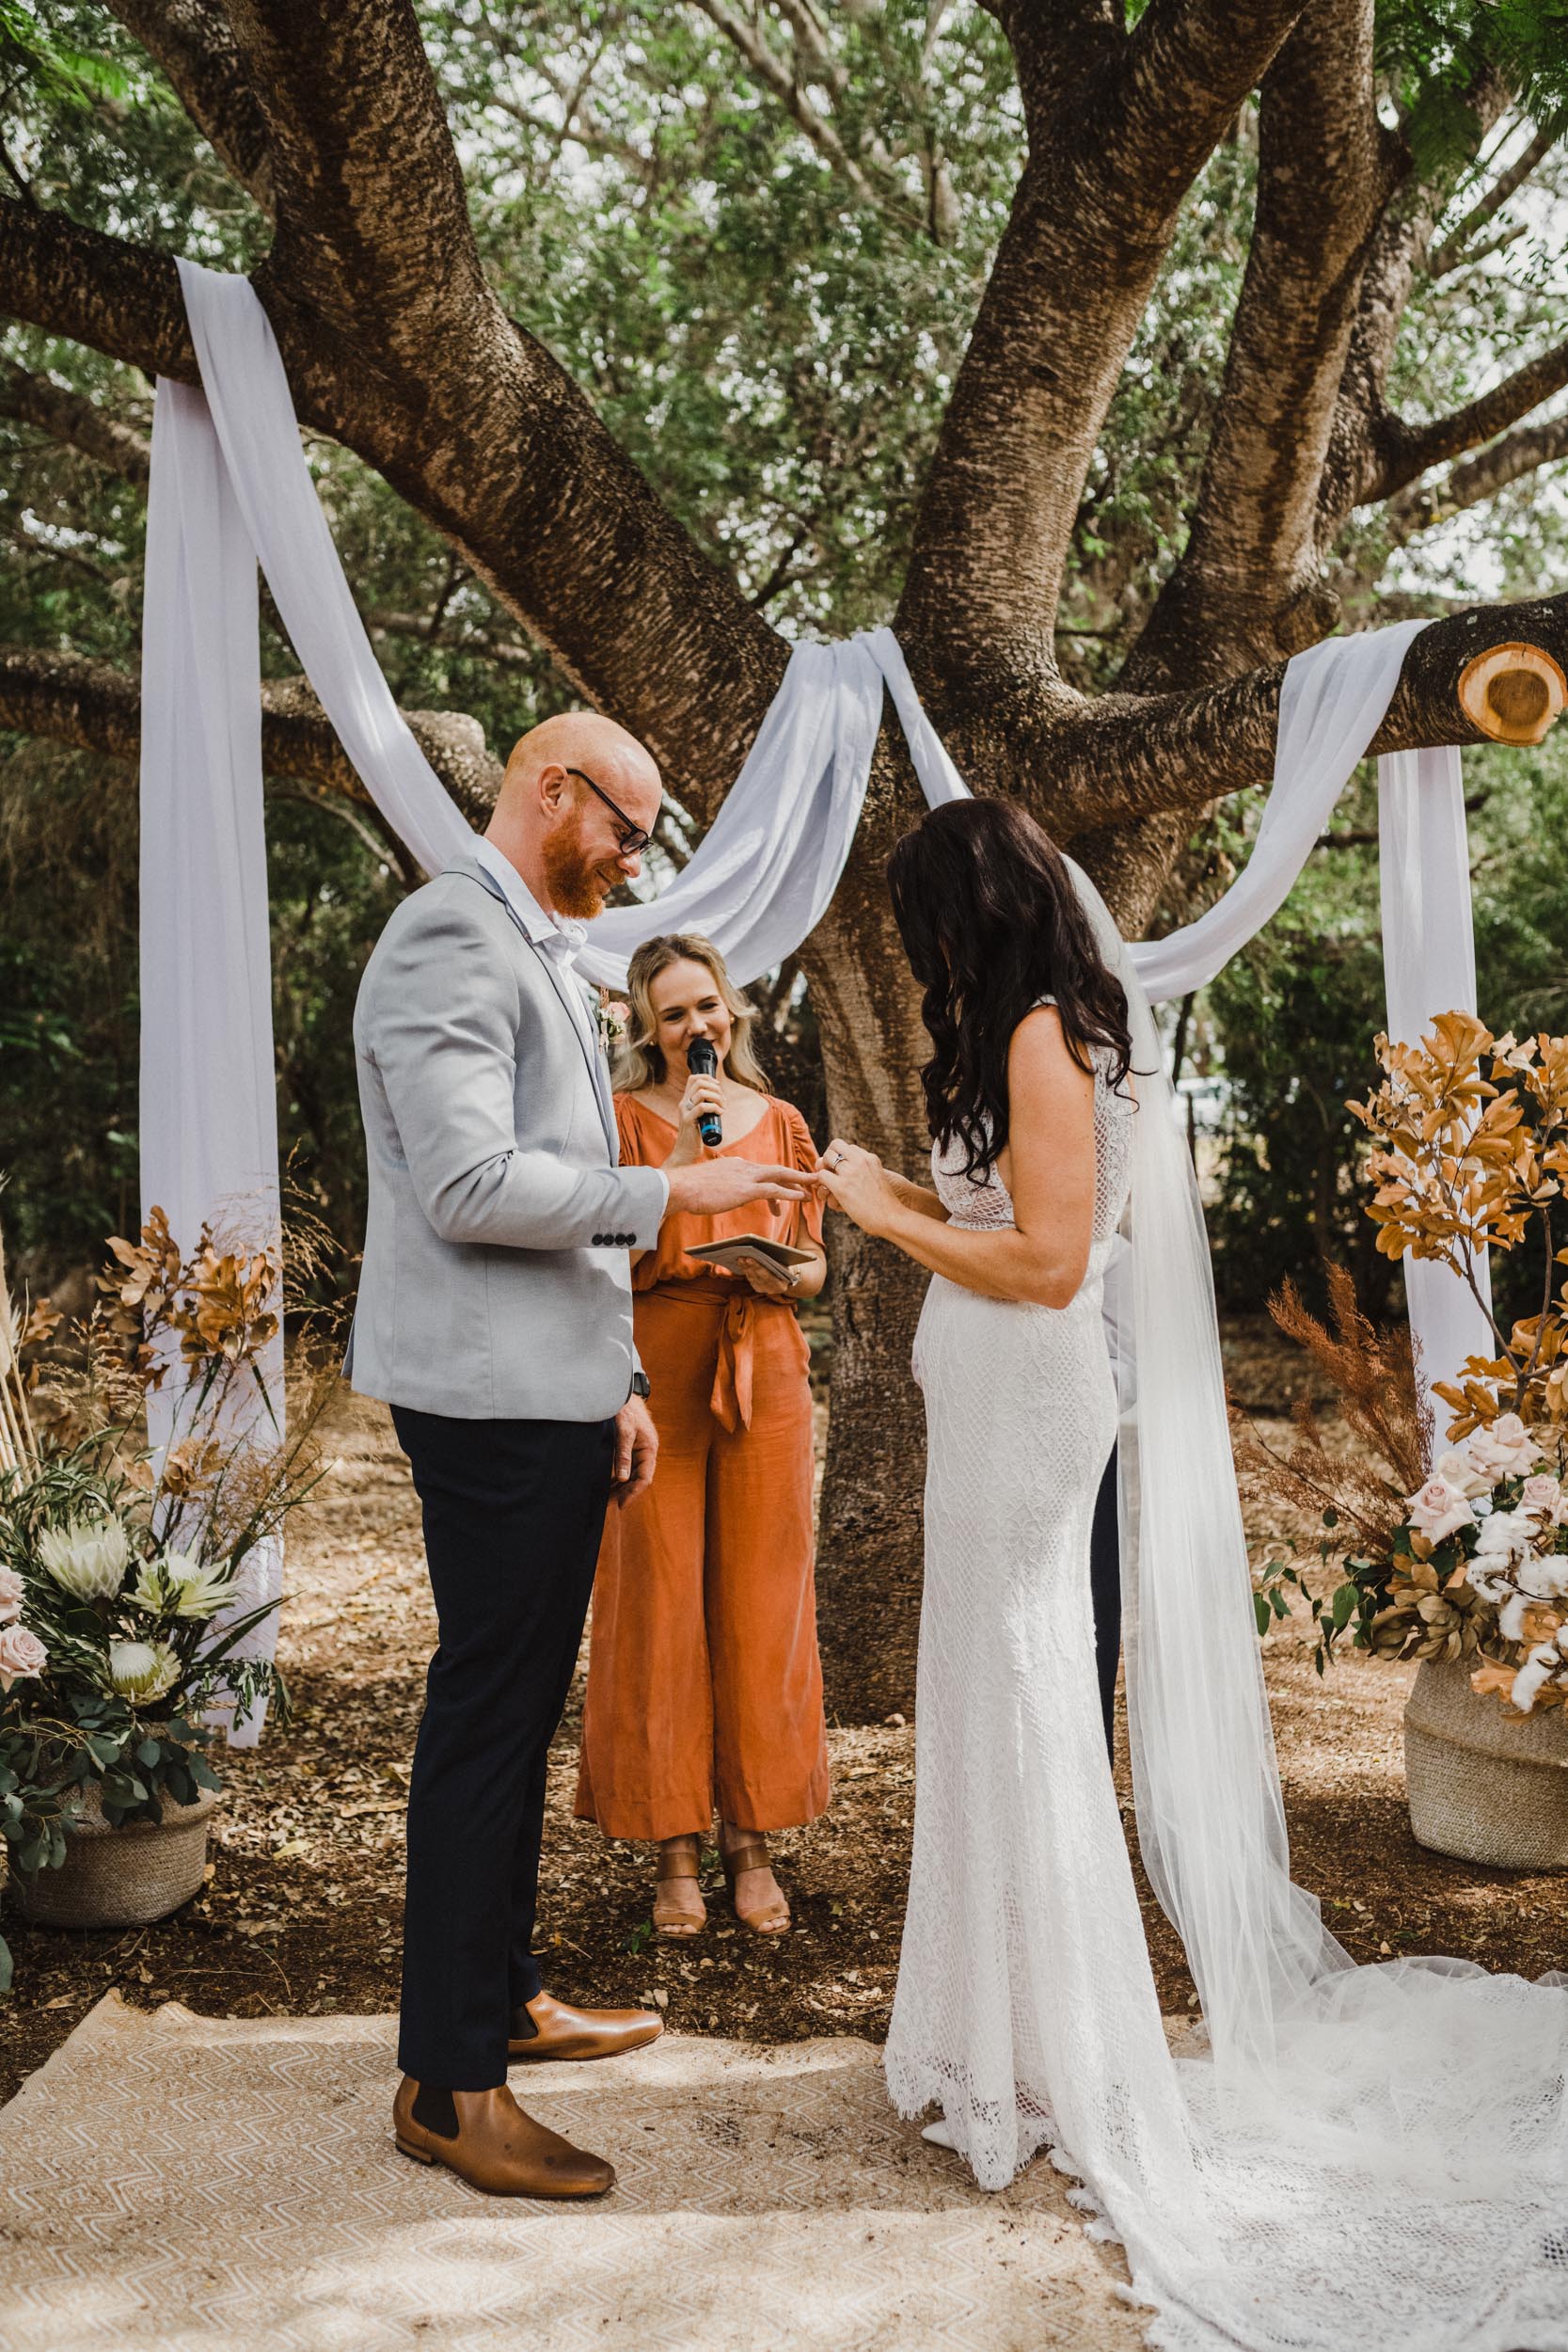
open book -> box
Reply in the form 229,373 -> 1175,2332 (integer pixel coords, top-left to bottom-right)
684,1233 -> 816,1278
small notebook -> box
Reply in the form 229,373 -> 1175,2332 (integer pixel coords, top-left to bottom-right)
685,1233 -> 816,1276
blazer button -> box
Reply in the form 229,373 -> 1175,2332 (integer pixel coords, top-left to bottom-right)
591,1232 -> 605,1247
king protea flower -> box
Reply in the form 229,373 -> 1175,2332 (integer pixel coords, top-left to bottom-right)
107,1639 -> 180,1707
38,1515 -> 131,1602
131,1547 -> 234,1621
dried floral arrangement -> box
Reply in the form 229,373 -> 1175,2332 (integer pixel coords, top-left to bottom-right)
1244,1014 -> 1568,1720
0,1200 -> 339,1986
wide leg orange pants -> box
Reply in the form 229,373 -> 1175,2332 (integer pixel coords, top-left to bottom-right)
576,1283 -> 831,1841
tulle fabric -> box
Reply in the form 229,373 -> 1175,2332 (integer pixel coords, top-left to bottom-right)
890,873 -> 1568,2350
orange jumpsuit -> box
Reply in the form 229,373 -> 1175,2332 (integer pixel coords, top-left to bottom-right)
575,1093 -> 831,1841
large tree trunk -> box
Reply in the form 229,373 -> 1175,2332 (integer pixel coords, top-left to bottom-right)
7,0 -> 1568,1724
801,755 -> 935,1720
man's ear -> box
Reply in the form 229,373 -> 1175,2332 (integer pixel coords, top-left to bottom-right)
537,761 -> 569,812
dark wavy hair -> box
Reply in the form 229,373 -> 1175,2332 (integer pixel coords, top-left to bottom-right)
886,798 -> 1133,1181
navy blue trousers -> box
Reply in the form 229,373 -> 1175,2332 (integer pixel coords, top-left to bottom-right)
392,1406 -> 615,2091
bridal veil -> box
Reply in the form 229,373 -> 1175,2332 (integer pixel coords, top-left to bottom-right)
1066,857 -> 1568,2351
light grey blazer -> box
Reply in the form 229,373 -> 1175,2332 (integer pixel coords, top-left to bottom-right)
345,854 -> 666,1421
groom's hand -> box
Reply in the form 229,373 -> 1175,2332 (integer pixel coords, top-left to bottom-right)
663,1160 -> 813,1219
611,1393 -> 658,1508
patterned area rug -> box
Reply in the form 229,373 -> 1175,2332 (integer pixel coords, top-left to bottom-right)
0,1992 -> 1150,2350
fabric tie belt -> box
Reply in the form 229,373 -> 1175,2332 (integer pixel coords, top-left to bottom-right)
651,1282 -> 793,1433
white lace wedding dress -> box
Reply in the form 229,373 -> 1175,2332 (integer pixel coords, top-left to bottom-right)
884,1015 -> 1568,2351
887,1028 -> 1162,2195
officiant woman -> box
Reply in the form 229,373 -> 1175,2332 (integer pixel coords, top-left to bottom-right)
576,934 -> 831,1938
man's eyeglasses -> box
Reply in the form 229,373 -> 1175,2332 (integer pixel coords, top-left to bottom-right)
566,767 -> 654,857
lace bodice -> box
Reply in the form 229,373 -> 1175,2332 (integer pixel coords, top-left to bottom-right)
929,1009 -> 1133,1251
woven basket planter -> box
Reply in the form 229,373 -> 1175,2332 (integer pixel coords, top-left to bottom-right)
1404,1657 -> 1568,1871
13,1779 -> 221,1930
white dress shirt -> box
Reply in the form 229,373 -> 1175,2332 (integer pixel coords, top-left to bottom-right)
470,836 -> 668,1224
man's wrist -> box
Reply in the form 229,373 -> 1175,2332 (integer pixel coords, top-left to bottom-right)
630,1371 -> 652,1401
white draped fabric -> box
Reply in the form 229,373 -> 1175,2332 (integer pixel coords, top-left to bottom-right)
135,260 -> 1568,2352
139,369 -> 282,1744
145,263 -> 1488,1708
1070,865 -> 1568,2351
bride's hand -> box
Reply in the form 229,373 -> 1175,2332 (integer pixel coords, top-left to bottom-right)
816,1139 -> 897,1236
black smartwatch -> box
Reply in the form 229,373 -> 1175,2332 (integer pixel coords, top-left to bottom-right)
630,1371 -> 652,1401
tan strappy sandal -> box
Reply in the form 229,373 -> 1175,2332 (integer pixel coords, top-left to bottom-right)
721,1832 -> 791,1937
653,1836 -> 706,1940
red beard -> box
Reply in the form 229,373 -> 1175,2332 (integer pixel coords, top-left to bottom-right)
543,821 -> 618,920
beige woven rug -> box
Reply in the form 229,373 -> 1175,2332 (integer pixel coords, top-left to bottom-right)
0,1992 -> 1150,2351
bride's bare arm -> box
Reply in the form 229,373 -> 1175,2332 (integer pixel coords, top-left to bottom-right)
816,1009 -> 1096,1308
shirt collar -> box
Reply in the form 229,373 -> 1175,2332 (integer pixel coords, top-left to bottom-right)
472,838 -> 587,966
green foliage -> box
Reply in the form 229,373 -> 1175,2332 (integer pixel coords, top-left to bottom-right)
4,3 -> 1568,1311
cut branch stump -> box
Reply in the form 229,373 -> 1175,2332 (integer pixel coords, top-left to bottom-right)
1457,642 -> 1567,745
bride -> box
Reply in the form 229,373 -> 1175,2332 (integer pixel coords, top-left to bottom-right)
816,796 -> 1568,2352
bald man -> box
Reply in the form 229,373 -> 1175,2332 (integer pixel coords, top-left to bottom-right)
349,715 -> 808,2197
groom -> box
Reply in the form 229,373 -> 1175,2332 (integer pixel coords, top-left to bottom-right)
349,711 -> 808,2198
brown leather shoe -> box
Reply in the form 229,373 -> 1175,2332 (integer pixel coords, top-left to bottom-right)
508,1988 -> 663,2064
392,2077 -> 615,2198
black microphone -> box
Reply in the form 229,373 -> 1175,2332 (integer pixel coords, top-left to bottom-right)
686,1037 -> 723,1148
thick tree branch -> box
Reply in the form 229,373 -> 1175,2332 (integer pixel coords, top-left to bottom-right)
898,0 -> 1305,683
0,644 -> 499,833
1429,119 -> 1560,279
0,199 -> 195,384
1131,0 -> 1391,686
986,0 -> 1124,135
0,358 -> 150,484
1019,597 -> 1568,847
222,0 -> 497,382
1368,338 -> 1568,502
1316,69 -> 1512,544
103,0 -> 276,215
1380,413 -> 1568,548
0,184 -> 782,818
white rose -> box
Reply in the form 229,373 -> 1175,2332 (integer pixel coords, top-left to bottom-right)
107,1639 -> 180,1708
1467,1414 -> 1539,1483
1405,1476 -> 1474,1546
0,1566 -> 24,1623
1434,1448 -> 1496,1502
38,1515 -> 130,1602
1521,1474 -> 1563,1518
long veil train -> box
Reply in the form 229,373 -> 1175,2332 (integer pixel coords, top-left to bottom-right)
1053,858 -> 1568,2352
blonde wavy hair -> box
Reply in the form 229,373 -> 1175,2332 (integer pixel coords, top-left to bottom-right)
616,933 -> 768,1095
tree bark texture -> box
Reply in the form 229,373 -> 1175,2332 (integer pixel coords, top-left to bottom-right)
6,0 -> 1568,1716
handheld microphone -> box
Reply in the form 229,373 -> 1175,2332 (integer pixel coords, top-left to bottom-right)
686,1037 -> 723,1149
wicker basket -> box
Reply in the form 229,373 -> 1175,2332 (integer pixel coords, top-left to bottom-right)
13,1779 -> 221,1929
1404,1657 -> 1568,1871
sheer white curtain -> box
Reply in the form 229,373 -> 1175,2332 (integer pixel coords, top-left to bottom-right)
144,262 -> 1489,1717
1056,861 -> 1568,2352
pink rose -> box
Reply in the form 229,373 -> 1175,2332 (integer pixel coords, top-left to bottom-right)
0,1622 -> 47,1691
1521,1474 -> 1562,1518
1406,1476 -> 1475,1546
0,1566 -> 23,1623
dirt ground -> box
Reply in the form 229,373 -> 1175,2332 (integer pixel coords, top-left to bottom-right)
2,1316 -> 1563,2106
